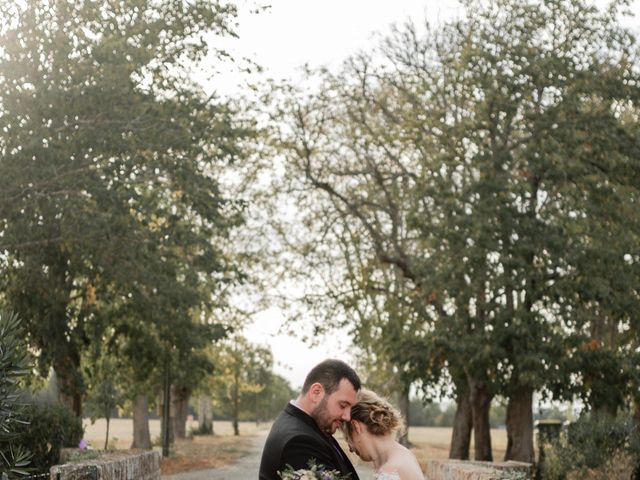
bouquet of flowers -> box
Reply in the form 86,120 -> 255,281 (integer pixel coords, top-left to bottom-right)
279,459 -> 352,480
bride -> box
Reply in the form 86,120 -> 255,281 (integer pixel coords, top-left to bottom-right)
341,389 -> 425,480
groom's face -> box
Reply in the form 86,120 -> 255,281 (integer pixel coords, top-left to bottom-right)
311,378 -> 357,434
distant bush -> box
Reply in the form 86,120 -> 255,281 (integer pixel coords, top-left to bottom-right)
13,403 -> 83,472
540,413 -> 639,480
190,422 -> 214,435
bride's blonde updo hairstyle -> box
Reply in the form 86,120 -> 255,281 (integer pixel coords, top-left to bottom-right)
342,389 -> 403,438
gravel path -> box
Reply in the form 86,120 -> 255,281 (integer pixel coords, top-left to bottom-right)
162,430 -> 373,480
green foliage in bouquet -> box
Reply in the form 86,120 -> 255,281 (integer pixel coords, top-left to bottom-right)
279,459 -> 352,480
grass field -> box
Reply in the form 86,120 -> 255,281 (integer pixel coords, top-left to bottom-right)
83,418 -> 509,474
406,426 -> 508,471
82,418 -> 264,450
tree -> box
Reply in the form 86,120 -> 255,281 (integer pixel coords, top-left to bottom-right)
254,373 -> 297,422
84,352 -> 125,450
268,47 -> 490,460
210,336 -> 272,435
269,0 -> 640,462
167,320 -> 227,441
0,0 -> 252,416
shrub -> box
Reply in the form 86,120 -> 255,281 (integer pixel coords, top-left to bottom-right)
190,422 -> 214,435
12,403 -> 83,472
541,413 -> 639,480
0,309 -> 33,478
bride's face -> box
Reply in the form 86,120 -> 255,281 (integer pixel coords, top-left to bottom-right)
346,421 -> 373,462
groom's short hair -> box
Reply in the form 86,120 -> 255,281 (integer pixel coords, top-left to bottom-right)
301,359 -> 361,395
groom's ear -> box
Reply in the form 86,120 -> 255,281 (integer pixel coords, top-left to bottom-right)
308,382 -> 324,402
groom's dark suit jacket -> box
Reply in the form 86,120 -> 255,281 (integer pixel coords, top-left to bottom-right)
258,402 -> 359,480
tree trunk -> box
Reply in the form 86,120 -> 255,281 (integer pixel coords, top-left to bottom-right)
131,393 -> 152,449
171,385 -> 190,440
398,388 -> 411,446
232,386 -> 240,436
198,394 -> 214,434
233,366 -> 240,436
54,359 -> 83,417
255,394 -> 260,426
504,386 -> 535,463
634,400 -> 640,480
104,417 -> 110,450
468,374 -> 493,461
159,387 -> 175,445
449,385 -> 472,460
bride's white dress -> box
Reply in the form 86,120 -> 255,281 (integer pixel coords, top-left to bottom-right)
373,472 -> 401,480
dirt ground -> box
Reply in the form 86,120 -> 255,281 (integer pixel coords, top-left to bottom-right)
82,419 -> 509,475
83,419 -> 266,475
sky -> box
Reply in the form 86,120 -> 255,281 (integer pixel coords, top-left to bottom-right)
200,0 -> 640,390
201,0 -> 465,100
203,1 -> 465,390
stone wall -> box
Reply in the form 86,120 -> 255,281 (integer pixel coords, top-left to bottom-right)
425,459 -> 534,480
50,450 -> 160,480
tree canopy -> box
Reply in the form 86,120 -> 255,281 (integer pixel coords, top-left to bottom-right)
267,0 -> 640,462
0,0 -> 253,415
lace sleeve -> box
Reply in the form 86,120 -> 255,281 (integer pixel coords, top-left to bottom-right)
373,472 -> 401,480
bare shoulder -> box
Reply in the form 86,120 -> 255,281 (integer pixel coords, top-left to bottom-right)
377,444 -> 425,480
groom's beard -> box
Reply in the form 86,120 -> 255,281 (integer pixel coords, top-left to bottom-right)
311,395 -> 339,434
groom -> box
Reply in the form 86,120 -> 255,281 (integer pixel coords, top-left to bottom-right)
259,359 -> 361,480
